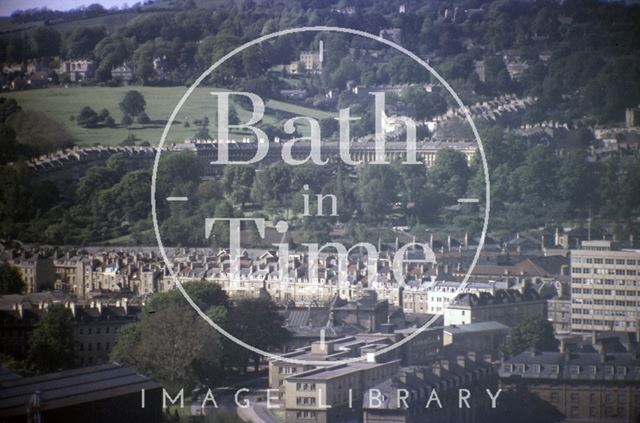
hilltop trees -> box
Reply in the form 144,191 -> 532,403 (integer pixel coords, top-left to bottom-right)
31,27 -> 61,58
64,26 -> 107,58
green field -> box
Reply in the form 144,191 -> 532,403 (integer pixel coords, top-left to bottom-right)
5,86 -> 335,146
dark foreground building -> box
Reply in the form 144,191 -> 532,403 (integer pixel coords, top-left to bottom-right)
0,364 -> 162,423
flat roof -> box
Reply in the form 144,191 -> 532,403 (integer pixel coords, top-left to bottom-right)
0,364 -> 161,418
288,360 -> 399,381
443,321 -> 509,335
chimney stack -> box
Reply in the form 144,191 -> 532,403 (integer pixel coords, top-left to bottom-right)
431,362 -> 441,377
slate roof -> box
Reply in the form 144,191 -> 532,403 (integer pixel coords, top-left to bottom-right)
448,288 -> 541,308
0,364 -> 160,418
500,351 -> 640,382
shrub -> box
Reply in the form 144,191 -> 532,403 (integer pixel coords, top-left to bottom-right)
137,112 -> 150,124
121,114 -> 133,125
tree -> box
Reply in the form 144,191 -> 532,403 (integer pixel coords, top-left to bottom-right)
429,149 -> 470,200
112,302 -> 223,392
251,162 -> 292,211
97,108 -> 111,122
76,166 -> 119,199
137,112 -> 151,124
500,318 -> 559,358
121,114 -> 133,125
27,304 -> 75,373
222,165 -> 255,208
0,263 -> 24,294
119,90 -> 146,118
0,98 -> 21,123
357,165 -> 398,222
156,151 -> 201,199
195,125 -> 210,139
64,26 -> 106,58
111,281 -> 228,391
399,85 -> 447,120
228,298 -> 290,372
242,48 -> 266,78
31,27 -> 61,57
76,106 -> 99,128
0,124 -> 18,164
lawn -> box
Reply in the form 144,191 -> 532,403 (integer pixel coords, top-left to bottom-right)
4,86 -> 334,147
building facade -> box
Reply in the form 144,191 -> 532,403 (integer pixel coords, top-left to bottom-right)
570,240 -> 640,335
499,350 -> 640,422
444,288 -> 547,327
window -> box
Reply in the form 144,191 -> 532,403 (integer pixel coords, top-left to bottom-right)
296,411 -> 316,419
570,406 -> 579,417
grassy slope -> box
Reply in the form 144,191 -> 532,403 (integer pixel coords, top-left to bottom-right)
0,0 -> 236,34
4,86 -> 334,146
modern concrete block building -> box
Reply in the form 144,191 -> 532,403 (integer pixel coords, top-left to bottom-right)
570,240 -> 640,336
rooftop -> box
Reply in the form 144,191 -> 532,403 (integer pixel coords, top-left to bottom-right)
443,321 -> 509,335
0,364 -> 160,418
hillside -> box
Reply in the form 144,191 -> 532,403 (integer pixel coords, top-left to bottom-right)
4,86 -> 332,146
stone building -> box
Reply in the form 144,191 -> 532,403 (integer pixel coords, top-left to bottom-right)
499,350 -> 640,422
362,352 -> 497,423
444,288 -> 547,326
58,59 -> 95,82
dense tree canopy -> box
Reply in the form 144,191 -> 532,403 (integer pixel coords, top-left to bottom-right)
27,304 -> 75,373
0,263 -> 24,294
500,317 -> 559,358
